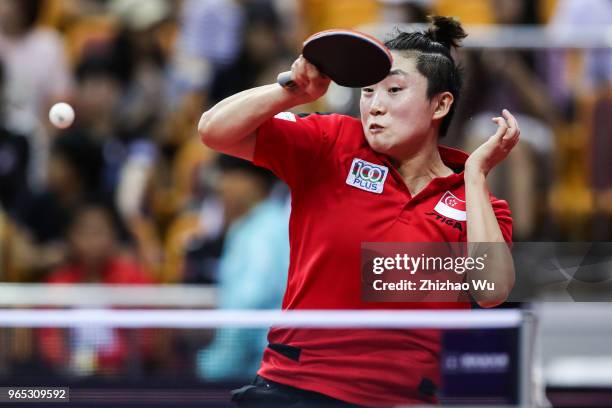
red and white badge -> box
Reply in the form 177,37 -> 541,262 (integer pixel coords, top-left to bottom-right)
434,191 -> 466,221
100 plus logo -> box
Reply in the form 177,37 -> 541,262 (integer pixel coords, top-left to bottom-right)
345,158 -> 389,194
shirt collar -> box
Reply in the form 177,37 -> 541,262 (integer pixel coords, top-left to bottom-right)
372,144 -> 468,201
438,145 -> 468,174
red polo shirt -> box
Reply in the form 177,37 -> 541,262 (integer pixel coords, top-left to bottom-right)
252,113 -> 512,407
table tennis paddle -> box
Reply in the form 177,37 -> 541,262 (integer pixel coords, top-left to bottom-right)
277,29 -> 393,89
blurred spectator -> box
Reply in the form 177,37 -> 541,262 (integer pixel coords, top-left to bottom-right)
68,49 -> 165,274
377,0 -> 430,24
433,0 -> 495,24
71,54 -> 123,154
45,202 -> 150,284
196,155 -> 289,380
17,133 -> 103,244
108,0 -> 169,147
139,0 -> 243,271
11,132 -> 104,279
459,0 -> 557,240
0,0 -> 73,191
182,226 -> 225,284
212,0 -> 293,94
159,144 -> 221,283
38,202 -> 154,376
0,0 -> 72,117
0,204 -> 9,281
158,0 -> 245,192
270,0 -> 301,51
156,0 -> 293,282
40,0 -> 110,32
548,0 -> 612,239
68,30 -> 160,190
167,0 -> 245,104
107,16 -> 168,274
0,59 -> 31,214
301,0 -> 380,33
549,0 -> 612,97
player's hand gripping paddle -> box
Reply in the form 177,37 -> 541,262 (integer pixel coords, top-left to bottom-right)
277,29 -> 393,89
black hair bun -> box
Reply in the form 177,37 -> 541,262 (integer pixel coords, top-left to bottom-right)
426,16 -> 467,50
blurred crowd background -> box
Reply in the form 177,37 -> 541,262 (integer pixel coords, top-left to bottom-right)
0,0 -> 611,393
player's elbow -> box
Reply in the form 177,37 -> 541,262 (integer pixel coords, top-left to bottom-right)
475,293 -> 507,308
473,284 -> 512,308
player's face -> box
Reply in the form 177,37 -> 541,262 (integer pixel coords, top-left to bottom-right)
360,54 -> 438,160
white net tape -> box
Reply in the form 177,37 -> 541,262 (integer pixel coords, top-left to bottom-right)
0,308 -> 525,329
0,305 -> 535,406
0,283 -> 217,307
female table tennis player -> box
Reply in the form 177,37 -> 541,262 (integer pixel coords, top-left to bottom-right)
199,16 -> 517,408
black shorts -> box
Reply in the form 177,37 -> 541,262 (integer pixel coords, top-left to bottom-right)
230,375 -> 368,408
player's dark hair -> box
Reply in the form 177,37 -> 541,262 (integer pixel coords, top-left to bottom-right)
385,16 -> 466,137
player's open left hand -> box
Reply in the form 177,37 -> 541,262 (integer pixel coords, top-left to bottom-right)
465,109 -> 520,177
284,55 -> 332,105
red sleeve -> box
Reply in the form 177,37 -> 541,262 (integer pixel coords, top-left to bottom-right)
491,198 -> 513,245
253,112 -> 339,188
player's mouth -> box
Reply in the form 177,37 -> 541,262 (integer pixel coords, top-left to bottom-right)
369,124 -> 385,134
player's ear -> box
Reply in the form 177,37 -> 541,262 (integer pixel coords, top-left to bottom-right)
432,92 -> 454,121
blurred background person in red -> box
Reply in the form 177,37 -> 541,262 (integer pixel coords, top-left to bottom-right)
46,202 -> 150,285
39,201 -> 154,376
12,132 -> 103,280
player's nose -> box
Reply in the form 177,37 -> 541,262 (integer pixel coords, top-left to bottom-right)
369,91 -> 386,116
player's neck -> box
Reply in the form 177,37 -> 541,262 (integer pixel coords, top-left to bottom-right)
394,137 -> 453,196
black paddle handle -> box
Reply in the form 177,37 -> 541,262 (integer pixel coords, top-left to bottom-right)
277,71 -> 298,90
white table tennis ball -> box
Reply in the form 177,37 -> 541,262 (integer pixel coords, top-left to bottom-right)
49,102 -> 75,129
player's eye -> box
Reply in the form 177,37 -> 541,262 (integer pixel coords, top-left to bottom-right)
362,87 -> 374,93
388,87 -> 402,94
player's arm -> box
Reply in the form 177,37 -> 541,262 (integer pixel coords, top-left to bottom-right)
464,109 -> 520,308
198,56 -> 331,161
